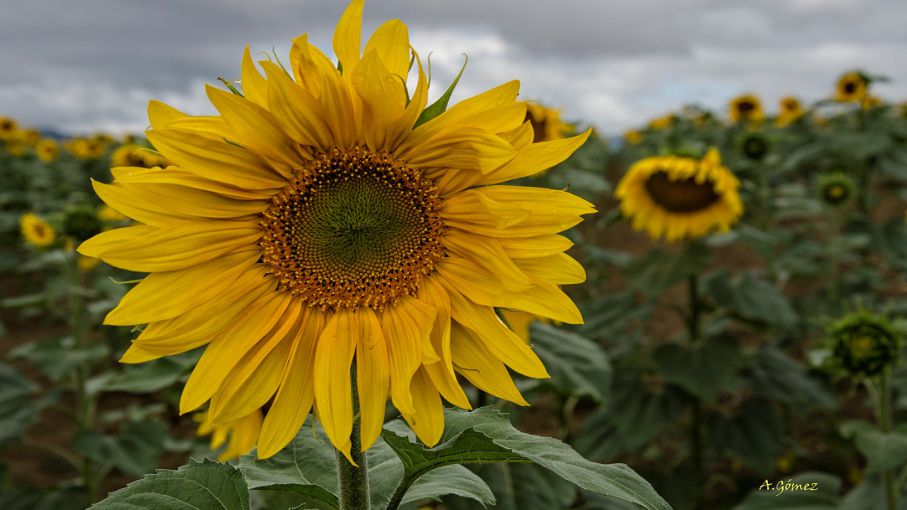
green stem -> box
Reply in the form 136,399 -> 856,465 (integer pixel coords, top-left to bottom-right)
337,365 -> 370,510
880,369 -> 898,510
67,253 -> 98,505
687,273 -> 706,508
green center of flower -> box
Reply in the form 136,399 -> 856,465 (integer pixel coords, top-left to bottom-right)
644,171 -> 720,213
260,147 -> 444,311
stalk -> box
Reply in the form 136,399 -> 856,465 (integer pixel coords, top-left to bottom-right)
687,272 -> 706,508
879,368 -> 897,510
337,365 -> 370,510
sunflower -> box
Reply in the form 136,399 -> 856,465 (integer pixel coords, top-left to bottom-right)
828,310 -> 900,378
79,0 -> 593,462
36,138 -> 59,163
861,95 -> 882,111
0,116 -> 18,139
728,94 -> 763,124
65,138 -> 105,159
195,409 -> 263,461
615,148 -> 742,242
624,129 -> 643,145
835,71 -> 868,103
776,96 -> 804,127
20,213 -> 56,247
818,173 -> 855,208
523,101 -> 572,143
111,144 -> 149,167
647,114 -> 675,131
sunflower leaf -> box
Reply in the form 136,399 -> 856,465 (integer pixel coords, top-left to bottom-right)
414,54 -> 467,128
381,407 -> 671,510
528,322 -> 612,402
90,458 -> 251,510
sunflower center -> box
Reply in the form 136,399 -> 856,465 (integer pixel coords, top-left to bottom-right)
526,112 -> 548,143
843,81 -> 857,94
260,147 -> 445,311
644,171 -> 720,212
736,101 -> 754,113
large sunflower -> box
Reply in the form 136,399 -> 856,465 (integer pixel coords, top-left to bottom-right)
615,148 -> 742,242
79,0 -> 592,462
728,94 -> 763,124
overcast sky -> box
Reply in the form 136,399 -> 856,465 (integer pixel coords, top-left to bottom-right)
2,0 -> 905,135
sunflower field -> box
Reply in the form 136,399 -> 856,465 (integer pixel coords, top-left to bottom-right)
3,2 -> 907,510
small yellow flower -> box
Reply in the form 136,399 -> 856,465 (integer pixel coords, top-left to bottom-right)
728,94 -> 764,124
5,139 -> 27,156
0,116 -> 18,139
36,139 -> 59,163
835,71 -> 868,103
615,148 -> 743,242
624,129 -> 643,145
647,114 -> 675,131
776,96 -> 804,127
20,213 -> 56,247
195,409 -> 263,461
111,144 -> 149,167
523,101 -> 573,143
17,129 -> 41,147
65,138 -> 105,159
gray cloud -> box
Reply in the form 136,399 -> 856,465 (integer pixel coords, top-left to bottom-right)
1,0 -> 904,134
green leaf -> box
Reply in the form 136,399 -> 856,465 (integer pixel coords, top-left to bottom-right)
0,362 -> 41,446
840,421 -> 907,474
747,346 -> 835,411
237,418 -> 339,510
653,336 -> 746,401
709,399 -> 785,474
443,463 -> 573,510
99,358 -> 189,393
11,336 -> 109,381
732,471 -> 841,509
398,465 -> 494,508
382,407 -> 671,510
528,323 -> 612,402
74,421 -> 168,476
414,54 -> 467,128
624,243 -> 711,295
705,270 -> 799,330
90,458 -> 250,510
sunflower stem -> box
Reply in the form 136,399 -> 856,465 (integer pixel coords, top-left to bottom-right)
337,364 -> 370,510
687,272 -> 706,509
879,369 -> 898,510
67,251 -> 98,505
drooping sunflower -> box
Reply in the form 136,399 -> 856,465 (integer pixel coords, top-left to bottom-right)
776,96 -> 804,127
523,101 -> 572,143
79,0 -> 593,462
728,94 -> 763,124
615,148 -> 742,242
20,213 -> 56,247
835,71 -> 868,103
36,138 -> 59,163
828,310 -> 900,378
195,409 -> 263,461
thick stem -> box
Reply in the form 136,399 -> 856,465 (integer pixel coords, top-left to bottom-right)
687,273 -> 706,508
337,365 -> 370,510
880,369 -> 898,510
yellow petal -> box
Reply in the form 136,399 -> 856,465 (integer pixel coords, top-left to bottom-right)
110,166 -> 276,201
363,19 -> 410,80
401,368 -> 444,447
206,84 -> 301,171
442,230 -> 533,292
79,221 -> 260,272
447,292 -> 549,379
241,46 -> 268,107
104,250 -> 260,326
481,130 -> 592,185
259,309 -> 324,459
146,128 -> 286,190
499,283 -> 584,325
179,292 -> 292,414
381,297 -> 436,416
352,49 -> 407,151
208,301 -> 303,422
499,235 -> 573,259
355,308 -> 389,451
333,0 -> 364,73
399,127 -> 516,174
417,278 -> 471,409
451,324 -> 528,405
313,310 -> 357,463
260,61 -> 333,148
515,253 -> 586,285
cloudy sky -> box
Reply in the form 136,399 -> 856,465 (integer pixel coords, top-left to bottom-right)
2,0 -> 905,135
